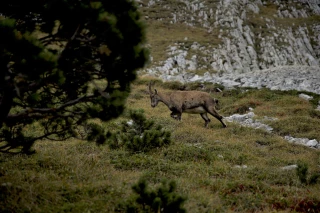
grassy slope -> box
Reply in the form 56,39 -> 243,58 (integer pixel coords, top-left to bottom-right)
145,20 -> 221,64
1,1 -> 320,212
1,80 -> 320,212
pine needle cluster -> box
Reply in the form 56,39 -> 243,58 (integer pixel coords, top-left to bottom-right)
107,109 -> 171,153
120,179 -> 187,213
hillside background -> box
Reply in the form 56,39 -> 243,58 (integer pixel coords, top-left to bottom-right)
137,0 -> 320,88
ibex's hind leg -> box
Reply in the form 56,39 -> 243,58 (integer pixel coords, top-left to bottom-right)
206,107 -> 227,128
200,113 -> 211,128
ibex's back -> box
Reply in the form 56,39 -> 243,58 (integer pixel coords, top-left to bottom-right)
166,91 -> 218,110
148,83 -> 227,128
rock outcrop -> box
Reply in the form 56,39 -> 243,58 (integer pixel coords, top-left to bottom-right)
225,111 -> 320,149
210,66 -> 320,94
138,0 -> 320,93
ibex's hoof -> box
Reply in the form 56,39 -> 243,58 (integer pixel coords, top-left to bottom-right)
170,113 -> 181,121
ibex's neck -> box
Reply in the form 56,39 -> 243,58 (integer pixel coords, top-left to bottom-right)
158,92 -> 172,107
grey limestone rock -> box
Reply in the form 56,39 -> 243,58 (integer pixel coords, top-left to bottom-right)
140,0 -> 320,77
299,93 -> 314,101
281,165 -> 298,170
224,111 -> 319,149
284,136 -> 319,149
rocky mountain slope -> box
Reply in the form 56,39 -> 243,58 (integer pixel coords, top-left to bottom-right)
136,0 -> 320,93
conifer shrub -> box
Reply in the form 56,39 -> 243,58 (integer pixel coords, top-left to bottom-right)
133,78 -> 163,86
296,161 -> 320,185
119,179 -> 187,213
162,81 -> 185,90
0,0 -> 148,153
107,109 -> 171,153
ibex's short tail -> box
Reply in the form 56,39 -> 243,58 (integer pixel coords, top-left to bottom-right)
214,98 -> 221,110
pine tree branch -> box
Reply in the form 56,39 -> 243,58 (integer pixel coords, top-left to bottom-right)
6,94 -> 94,120
56,24 -> 81,60
0,127 -> 72,153
38,128 -> 73,141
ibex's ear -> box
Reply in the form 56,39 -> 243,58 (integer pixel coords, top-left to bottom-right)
154,89 -> 158,94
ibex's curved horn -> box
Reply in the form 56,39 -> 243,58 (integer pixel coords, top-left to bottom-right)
148,81 -> 153,94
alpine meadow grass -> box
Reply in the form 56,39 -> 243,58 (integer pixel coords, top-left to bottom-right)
1,78 -> 320,212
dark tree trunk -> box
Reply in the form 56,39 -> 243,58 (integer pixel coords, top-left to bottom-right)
0,86 -> 14,127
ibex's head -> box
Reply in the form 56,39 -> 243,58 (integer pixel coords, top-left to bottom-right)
148,82 -> 161,108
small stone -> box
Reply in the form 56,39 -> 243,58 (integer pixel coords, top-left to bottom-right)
299,93 -> 313,101
306,139 -> 318,147
281,165 -> 298,170
234,165 -> 248,169
1,182 -> 12,187
127,120 -> 133,126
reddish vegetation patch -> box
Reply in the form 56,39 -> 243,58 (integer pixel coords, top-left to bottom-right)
291,198 -> 320,213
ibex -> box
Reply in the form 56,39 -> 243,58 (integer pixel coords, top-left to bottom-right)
148,83 -> 227,128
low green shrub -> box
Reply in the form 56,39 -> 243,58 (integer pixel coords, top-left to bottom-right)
133,78 -> 163,86
162,81 -> 185,90
119,179 -> 187,213
107,109 -> 171,153
296,161 -> 320,185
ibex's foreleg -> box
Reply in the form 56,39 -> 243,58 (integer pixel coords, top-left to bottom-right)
170,108 -> 182,121
170,112 -> 181,120
200,113 -> 211,128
